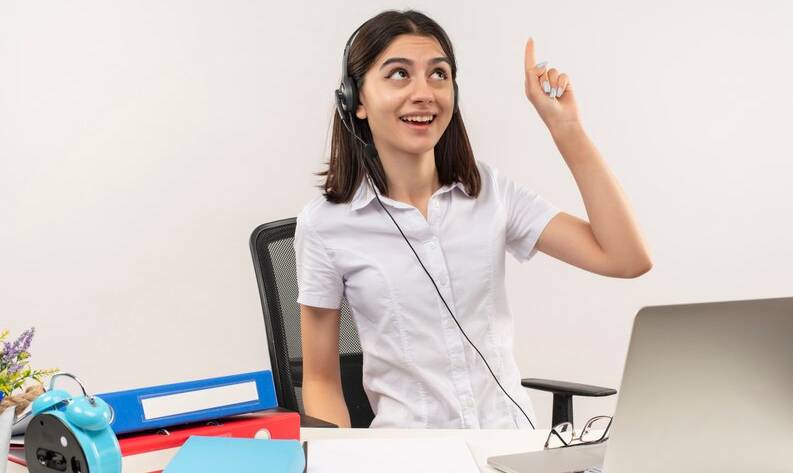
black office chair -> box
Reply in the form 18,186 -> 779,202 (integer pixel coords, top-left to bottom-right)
250,217 -> 616,429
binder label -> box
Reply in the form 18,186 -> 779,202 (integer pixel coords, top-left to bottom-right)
141,381 -> 259,420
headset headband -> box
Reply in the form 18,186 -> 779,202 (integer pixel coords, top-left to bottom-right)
341,22 -> 366,86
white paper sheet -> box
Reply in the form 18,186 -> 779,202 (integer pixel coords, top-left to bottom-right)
1,407 -> 15,473
306,436 -> 481,473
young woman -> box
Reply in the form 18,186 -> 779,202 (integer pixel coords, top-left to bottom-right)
294,10 -> 652,429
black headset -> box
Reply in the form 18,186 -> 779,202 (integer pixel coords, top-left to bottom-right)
333,21 -> 535,430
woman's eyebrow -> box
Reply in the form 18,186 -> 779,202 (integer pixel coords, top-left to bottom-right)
379,57 -> 451,70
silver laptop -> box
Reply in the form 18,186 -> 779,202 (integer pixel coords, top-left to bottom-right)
488,297 -> 793,473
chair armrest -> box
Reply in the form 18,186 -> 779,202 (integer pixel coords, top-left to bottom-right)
521,378 -> 617,397
521,378 -> 616,428
299,413 -> 338,428
270,406 -> 338,428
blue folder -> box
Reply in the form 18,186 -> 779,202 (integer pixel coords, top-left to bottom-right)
98,370 -> 277,434
163,436 -> 305,473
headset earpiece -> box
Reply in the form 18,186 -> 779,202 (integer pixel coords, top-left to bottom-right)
335,75 -> 358,128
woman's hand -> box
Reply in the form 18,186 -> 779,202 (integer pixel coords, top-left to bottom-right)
524,37 -> 582,132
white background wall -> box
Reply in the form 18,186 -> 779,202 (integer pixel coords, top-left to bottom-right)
1,0 -> 791,428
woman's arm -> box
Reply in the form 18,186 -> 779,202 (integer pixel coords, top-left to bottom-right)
523,38 -> 653,278
300,303 -> 352,427
536,122 -> 653,278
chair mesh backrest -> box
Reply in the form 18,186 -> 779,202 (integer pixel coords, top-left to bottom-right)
250,218 -> 374,427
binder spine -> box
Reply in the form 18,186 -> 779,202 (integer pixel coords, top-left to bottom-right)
99,370 -> 278,434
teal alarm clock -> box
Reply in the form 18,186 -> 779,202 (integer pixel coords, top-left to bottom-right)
24,373 -> 121,473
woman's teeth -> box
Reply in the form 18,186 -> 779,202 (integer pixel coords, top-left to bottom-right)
400,115 -> 435,124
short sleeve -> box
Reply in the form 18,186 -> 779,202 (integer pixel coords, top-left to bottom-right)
293,210 -> 344,309
492,164 -> 561,263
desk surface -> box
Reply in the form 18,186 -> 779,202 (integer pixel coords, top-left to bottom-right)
5,428 -> 549,473
301,427 -> 548,473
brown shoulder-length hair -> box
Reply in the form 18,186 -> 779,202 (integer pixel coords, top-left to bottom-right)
316,9 -> 481,203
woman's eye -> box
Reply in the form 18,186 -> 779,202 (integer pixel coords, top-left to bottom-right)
388,69 -> 409,80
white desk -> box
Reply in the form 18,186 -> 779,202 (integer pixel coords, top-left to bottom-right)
301,427 -> 548,472
5,428 -> 550,472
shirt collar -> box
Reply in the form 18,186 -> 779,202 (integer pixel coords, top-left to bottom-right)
350,178 -> 472,212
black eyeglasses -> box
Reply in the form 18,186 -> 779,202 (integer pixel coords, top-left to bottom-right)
544,415 -> 612,449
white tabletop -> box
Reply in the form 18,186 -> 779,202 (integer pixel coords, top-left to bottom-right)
301,427 -> 549,473
4,427 -> 551,473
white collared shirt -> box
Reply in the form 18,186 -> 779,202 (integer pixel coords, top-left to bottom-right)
294,159 -> 560,429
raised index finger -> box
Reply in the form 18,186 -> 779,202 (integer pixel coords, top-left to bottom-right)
525,37 -> 537,74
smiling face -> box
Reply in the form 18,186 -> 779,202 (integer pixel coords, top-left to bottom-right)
355,34 -> 455,159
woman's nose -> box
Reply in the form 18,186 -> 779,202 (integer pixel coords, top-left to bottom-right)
409,75 -> 435,103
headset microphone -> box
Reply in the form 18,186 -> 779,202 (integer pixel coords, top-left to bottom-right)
334,22 -> 536,430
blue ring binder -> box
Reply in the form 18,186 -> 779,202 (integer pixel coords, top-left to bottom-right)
97,370 -> 278,435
